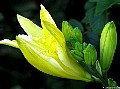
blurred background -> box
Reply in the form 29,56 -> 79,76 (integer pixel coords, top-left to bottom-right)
0,0 -> 120,89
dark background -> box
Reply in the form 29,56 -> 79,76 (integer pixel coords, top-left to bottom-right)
0,0 -> 120,89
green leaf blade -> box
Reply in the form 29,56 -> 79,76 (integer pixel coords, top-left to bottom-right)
95,0 -> 120,15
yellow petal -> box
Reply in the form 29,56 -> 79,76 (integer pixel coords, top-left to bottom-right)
41,21 -> 92,81
32,36 -> 57,58
42,21 -> 65,48
40,4 -> 57,40
32,37 -> 91,81
16,35 -> 87,80
17,14 -> 43,37
0,39 -> 19,48
40,4 -> 56,27
56,43 -> 92,82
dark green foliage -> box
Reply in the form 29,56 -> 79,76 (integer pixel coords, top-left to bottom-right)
94,0 -> 120,15
69,19 -> 84,32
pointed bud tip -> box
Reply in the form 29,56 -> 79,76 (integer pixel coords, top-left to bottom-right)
40,4 -> 45,9
110,21 -> 115,28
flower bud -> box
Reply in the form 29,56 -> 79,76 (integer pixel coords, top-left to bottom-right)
62,21 -> 82,49
100,21 -> 117,74
83,44 -> 97,67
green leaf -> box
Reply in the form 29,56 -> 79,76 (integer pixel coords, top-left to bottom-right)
95,0 -> 120,15
100,21 -> 117,74
82,7 -> 94,25
84,32 -> 99,48
84,1 -> 96,11
90,12 -> 108,35
82,7 -> 108,35
89,0 -> 98,2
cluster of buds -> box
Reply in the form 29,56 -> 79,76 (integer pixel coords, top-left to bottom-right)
62,21 -> 97,68
61,17 -> 117,86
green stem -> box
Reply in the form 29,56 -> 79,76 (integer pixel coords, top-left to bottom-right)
92,69 -> 118,87
78,61 -> 118,87
92,67 -> 108,87
78,61 -> 107,86
92,70 -> 108,87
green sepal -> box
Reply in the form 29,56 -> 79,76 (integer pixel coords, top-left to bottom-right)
95,60 -> 102,76
91,75 -> 102,83
100,21 -> 117,74
83,44 -> 97,67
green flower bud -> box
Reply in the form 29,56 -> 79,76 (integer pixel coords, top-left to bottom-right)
72,27 -> 82,43
62,21 -> 73,42
70,50 -> 83,61
83,42 -> 87,50
62,21 -> 83,48
100,21 -> 117,74
83,44 -> 97,67
75,42 -> 83,52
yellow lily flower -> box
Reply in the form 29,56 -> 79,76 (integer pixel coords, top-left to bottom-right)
0,5 -> 92,82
